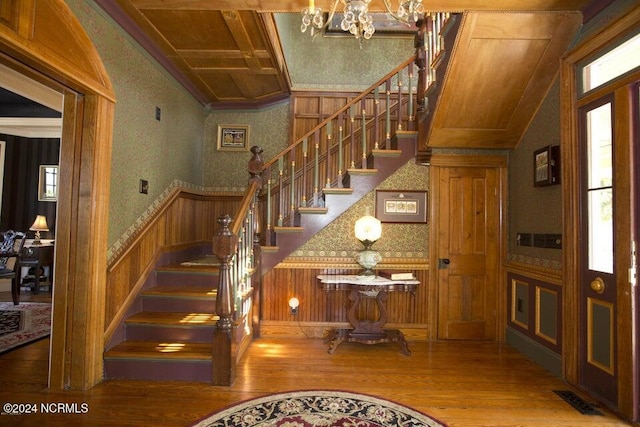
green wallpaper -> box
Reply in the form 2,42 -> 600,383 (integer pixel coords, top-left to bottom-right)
204,102 -> 291,189
69,1 -> 207,247
508,78 -> 562,265
275,14 -> 415,91
295,161 -> 429,260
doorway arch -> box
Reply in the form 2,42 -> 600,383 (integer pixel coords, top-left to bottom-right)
0,0 -> 114,389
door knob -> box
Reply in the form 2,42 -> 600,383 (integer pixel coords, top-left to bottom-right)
590,277 -> 605,294
438,258 -> 450,269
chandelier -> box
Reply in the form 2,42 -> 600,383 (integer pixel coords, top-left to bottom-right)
301,0 -> 424,40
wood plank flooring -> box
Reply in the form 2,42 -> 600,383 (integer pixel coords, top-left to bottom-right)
0,290 -> 634,426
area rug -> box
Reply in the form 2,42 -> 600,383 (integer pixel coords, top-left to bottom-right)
0,302 -> 51,354
191,390 -> 447,427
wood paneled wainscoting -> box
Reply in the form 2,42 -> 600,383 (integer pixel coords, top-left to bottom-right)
504,260 -> 563,377
260,259 -> 431,341
104,189 -> 243,344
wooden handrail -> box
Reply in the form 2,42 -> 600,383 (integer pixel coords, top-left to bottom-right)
231,180 -> 260,236
260,54 -> 417,172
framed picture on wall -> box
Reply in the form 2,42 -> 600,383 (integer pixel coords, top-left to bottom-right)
375,190 -> 428,223
217,125 -> 250,151
533,145 -> 560,187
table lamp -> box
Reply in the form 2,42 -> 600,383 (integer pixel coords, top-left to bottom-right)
354,209 -> 382,276
30,215 -> 49,245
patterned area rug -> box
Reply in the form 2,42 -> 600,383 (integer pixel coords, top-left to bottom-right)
0,302 -> 51,354
191,390 -> 447,427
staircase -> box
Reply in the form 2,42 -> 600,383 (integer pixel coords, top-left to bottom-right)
104,263 -> 221,382
262,133 -> 419,271
103,12 -> 459,385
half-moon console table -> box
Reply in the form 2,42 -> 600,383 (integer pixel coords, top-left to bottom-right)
317,274 -> 419,356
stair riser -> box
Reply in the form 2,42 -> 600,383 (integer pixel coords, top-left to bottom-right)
156,271 -> 219,287
104,359 -> 212,382
125,325 -> 216,343
141,297 -> 216,313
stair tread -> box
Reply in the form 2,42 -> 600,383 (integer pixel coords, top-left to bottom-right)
157,264 -> 220,273
142,284 -> 217,298
105,340 -> 212,360
273,226 -> 303,233
126,311 -> 219,326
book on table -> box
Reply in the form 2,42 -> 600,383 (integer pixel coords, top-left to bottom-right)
377,271 -> 415,280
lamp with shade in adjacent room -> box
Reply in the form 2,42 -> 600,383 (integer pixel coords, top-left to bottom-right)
29,215 -> 49,245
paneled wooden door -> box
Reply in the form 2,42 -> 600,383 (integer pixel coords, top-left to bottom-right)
578,96 -> 619,406
432,158 -> 504,340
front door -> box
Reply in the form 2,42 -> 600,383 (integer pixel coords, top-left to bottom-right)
579,96 -> 618,405
433,160 -> 503,340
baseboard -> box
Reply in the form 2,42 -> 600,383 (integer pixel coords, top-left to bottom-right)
259,320 -> 430,341
506,326 -> 561,377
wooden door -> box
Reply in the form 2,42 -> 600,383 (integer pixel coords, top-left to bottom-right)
434,162 -> 502,340
578,96 -> 619,405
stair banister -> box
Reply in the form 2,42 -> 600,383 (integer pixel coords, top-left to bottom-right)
259,55 -> 417,175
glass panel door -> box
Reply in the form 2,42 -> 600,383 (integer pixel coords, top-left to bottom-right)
580,97 -> 617,405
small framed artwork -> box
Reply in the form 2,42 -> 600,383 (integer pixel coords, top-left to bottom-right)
533,145 -> 560,187
217,125 -> 250,151
375,190 -> 428,223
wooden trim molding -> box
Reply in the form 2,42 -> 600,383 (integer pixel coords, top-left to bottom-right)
1,0 -> 115,391
504,259 -> 562,286
560,3 -> 640,420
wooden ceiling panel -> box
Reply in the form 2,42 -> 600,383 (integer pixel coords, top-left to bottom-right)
442,38 -> 550,130
205,74 -> 246,99
428,11 -> 582,149
97,0 -> 588,117
140,10 -> 237,50
127,0 -> 591,13
187,57 -> 251,69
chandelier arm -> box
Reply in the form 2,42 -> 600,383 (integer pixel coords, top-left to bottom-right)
322,0 -> 344,28
380,0 -> 409,22
322,0 -> 343,31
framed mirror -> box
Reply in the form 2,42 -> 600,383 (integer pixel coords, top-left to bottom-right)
38,165 -> 58,202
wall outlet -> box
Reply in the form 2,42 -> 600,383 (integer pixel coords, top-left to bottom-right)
139,179 -> 148,194
155,106 -> 161,121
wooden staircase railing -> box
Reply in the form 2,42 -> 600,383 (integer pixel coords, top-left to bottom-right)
211,180 -> 260,385
211,11 -> 457,385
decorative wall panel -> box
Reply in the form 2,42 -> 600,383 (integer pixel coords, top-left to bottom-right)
507,271 -> 561,353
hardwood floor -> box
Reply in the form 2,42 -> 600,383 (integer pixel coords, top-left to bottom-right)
0,290 -> 633,426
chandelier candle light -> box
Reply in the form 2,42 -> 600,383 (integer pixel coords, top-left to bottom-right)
354,209 -> 382,276
301,0 -> 425,40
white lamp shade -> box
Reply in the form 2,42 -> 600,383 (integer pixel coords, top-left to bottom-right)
29,215 -> 49,232
354,213 -> 382,243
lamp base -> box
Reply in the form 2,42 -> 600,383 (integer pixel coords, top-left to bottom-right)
354,249 -> 382,276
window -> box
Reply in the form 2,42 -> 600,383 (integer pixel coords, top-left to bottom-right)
580,32 -> 640,94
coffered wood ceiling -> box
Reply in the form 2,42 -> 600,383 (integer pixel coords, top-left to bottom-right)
96,0 -> 591,110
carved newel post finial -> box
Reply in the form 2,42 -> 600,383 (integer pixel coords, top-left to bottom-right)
213,214 -> 238,330
248,145 -> 264,187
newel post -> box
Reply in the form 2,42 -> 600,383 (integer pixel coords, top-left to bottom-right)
212,214 -> 238,385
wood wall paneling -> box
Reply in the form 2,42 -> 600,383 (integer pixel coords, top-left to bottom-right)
104,192 -> 243,342
261,265 -> 431,339
506,272 -> 561,354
